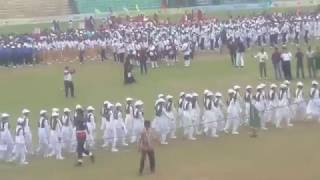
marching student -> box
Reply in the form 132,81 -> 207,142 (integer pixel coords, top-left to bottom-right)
306,81 -> 320,120
224,89 -> 240,135
114,103 -> 128,147
214,92 -> 226,132
37,110 -> 50,158
177,92 -> 186,128
48,112 -> 64,160
293,82 -> 306,121
101,103 -> 117,151
182,39 -> 191,67
249,98 -> 261,138
164,95 -> 177,139
152,98 -> 169,145
86,106 -> 96,149
203,91 -> 218,137
0,113 -> 14,161
191,93 -> 201,135
61,108 -> 73,152
74,105 -> 94,166
17,109 -> 33,154
132,100 -> 145,143
244,85 -> 253,125
124,98 -> 134,143
267,84 -> 279,125
9,118 -> 29,165
183,94 -> 196,140
276,84 -> 293,128
254,85 -> 267,130
233,85 -> 243,124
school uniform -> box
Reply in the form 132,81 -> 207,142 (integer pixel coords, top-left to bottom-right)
49,116 -> 63,160
152,101 -> 169,144
61,114 -> 73,152
10,124 -> 28,165
37,115 -> 50,157
0,118 -> 14,160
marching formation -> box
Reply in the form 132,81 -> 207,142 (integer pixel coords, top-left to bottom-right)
0,80 -> 320,165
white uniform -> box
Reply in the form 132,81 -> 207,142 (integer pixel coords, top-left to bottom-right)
131,108 -> 144,143
37,116 -> 50,157
124,103 -> 134,141
0,120 -> 14,160
306,87 -> 320,120
61,114 -> 73,152
101,109 -> 117,150
191,100 -> 201,135
276,90 -> 292,128
183,100 -> 196,140
49,117 -> 63,160
293,88 -> 306,121
113,109 -> 128,146
164,100 -> 177,139
11,125 -> 28,164
224,97 -> 241,134
17,116 -> 33,154
86,112 -> 96,148
152,102 -> 169,144
203,98 -> 218,137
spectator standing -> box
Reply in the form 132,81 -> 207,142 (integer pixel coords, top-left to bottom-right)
281,47 -> 293,80
64,66 -> 75,98
306,46 -> 316,78
272,47 -> 283,80
295,47 -> 305,79
254,48 -> 268,79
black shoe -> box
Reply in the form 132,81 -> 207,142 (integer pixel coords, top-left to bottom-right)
90,154 -> 95,163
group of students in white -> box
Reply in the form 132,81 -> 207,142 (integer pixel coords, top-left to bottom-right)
1,80 -> 320,165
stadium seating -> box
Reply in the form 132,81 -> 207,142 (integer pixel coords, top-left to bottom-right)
0,0 -> 73,19
74,0 -> 161,14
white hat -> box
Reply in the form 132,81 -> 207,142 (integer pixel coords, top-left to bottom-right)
52,112 -> 59,117
40,110 -> 47,115
126,97 -> 133,101
108,103 -> 114,107
17,117 -> 24,124
270,84 -> 277,88
260,83 -> 266,88
192,93 -> 198,97
246,85 -> 252,89
103,101 -> 110,105
179,92 -> 185,97
22,109 -> 30,114
63,108 -> 71,112
215,92 -> 222,97
228,89 -> 235,94
75,104 -> 82,110
203,89 -> 209,95
284,80 -> 290,85
1,113 -> 9,118
256,85 -> 262,90
87,106 -> 95,111
115,102 -> 122,107
166,95 -> 173,99
186,94 -> 192,98
207,91 -> 214,96
233,85 -> 241,90
312,80 -> 318,85
280,84 -> 287,88
297,82 -> 303,87
52,108 -> 59,112
158,94 -> 165,99
135,100 -> 143,106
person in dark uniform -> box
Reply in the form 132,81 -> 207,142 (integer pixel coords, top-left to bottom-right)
124,57 -> 136,84
295,47 -> 305,79
74,105 -> 95,166
139,41 -> 148,75
138,120 -> 158,176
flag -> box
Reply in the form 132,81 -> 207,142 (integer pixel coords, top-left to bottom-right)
249,103 -> 261,128
135,4 -> 140,12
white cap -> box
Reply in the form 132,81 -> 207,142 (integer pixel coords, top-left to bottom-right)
108,103 -> 114,107
207,91 -> 214,96
280,84 -> 287,88
158,94 -> 165,99
256,85 -> 262,90
192,93 -> 199,97
22,109 -> 30,114
246,85 -> 252,89
215,92 -> 222,97
312,80 -> 318,85
284,80 -> 290,85
115,102 -> 122,107
297,82 -> 303,87
228,89 -> 235,94
185,94 -> 192,98
87,106 -> 95,111
1,113 -> 9,118
233,85 -> 241,90
260,83 -> 266,88
166,95 -> 173,99
75,104 -> 82,110
52,112 -> 59,117
103,101 -> 110,105
203,89 -> 209,95
135,100 -> 143,106
179,92 -> 185,97
270,84 -> 277,88
52,108 -> 59,112
126,97 -> 133,101
40,110 -> 47,115
63,108 -> 71,112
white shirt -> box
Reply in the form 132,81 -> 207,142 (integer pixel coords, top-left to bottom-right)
281,52 -> 292,62
64,70 -> 72,81
254,51 -> 268,62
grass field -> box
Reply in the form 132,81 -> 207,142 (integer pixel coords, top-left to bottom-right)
0,38 -> 320,180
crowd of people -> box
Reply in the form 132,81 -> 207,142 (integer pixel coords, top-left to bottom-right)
0,80 -> 320,165
1,11 -> 320,70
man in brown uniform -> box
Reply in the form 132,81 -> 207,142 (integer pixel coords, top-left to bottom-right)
138,121 -> 157,175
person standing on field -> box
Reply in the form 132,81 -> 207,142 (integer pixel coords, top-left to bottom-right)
306,46 -> 317,78
64,66 -> 75,98
254,48 -> 268,79
295,47 -> 305,79
272,47 -> 283,80
138,120 -> 157,176
281,47 -> 293,80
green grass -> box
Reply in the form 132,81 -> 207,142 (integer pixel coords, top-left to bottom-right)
0,39 -> 320,179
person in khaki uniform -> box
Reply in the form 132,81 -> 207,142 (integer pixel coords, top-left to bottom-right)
138,120 -> 158,176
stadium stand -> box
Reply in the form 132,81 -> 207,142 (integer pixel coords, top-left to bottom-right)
0,0 -> 73,19
74,0 -> 161,14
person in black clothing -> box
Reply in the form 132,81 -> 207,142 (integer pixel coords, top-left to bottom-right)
227,40 -> 236,66
124,57 -> 136,84
139,43 -> 148,75
295,47 -> 305,79
74,105 -> 94,166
